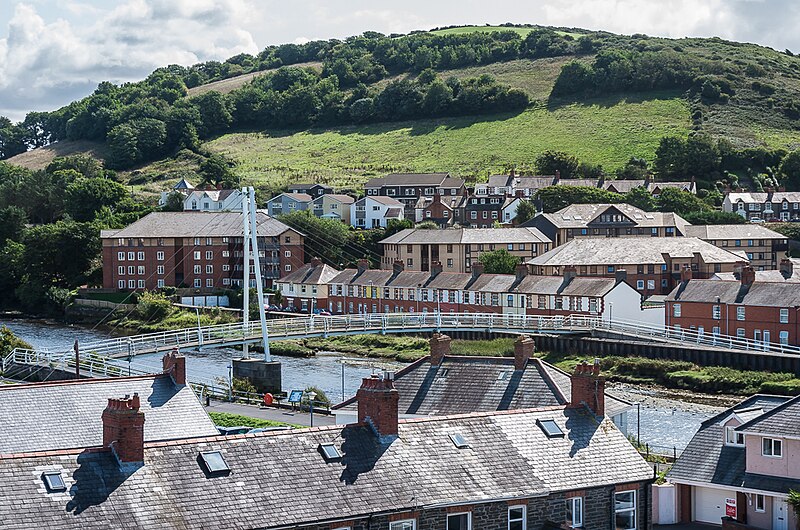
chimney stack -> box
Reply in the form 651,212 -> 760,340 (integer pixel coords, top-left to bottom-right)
568,360 -> 605,416
563,265 -> 577,282
515,262 -> 528,281
780,258 -> 793,279
680,265 -> 692,283
357,373 -> 400,441
554,169 -> 561,183
357,259 -> 369,274
733,261 -> 746,279
393,259 -> 405,275
162,348 -> 186,385
102,393 -> 145,465
430,261 -> 443,278
614,269 -> 627,284
740,266 -> 756,287
514,335 -> 535,370
429,333 -> 451,366
310,257 -> 322,267
471,261 -> 485,279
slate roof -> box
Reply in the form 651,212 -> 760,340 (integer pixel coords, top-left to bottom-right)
386,270 -> 432,288
381,227 -> 551,245
314,194 -> 355,204
467,273 -> 517,293
364,173 -> 452,188
105,211 -> 298,239
384,207 -> 403,218
604,180 -> 646,193
0,406 -> 652,529
536,203 -> 688,232
358,195 -> 405,207
726,191 -> 800,203
0,375 -> 218,453
528,237 -> 745,267
334,356 -> 631,419
425,271 -> 474,290
667,279 -> 800,306
713,270 -> 800,282
684,224 -> 787,241
739,394 -> 800,438
668,395 -> 793,493
278,261 -> 340,284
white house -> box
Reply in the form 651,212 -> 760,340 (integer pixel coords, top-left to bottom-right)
183,189 -> 244,212
351,196 -> 405,229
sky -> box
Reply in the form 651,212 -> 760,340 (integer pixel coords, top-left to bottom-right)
1,0 -> 799,121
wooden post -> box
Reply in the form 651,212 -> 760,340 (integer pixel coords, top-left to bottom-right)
74,339 -> 80,379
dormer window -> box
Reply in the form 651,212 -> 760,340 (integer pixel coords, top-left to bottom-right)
725,426 -> 744,446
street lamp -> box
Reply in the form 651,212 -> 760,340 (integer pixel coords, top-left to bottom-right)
306,390 -> 317,427
608,302 -> 613,325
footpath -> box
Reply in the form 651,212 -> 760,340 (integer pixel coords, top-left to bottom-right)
205,399 -> 337,427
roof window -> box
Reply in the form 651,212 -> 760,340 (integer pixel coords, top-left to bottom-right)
438,368 -> 450,378
449,433 -> 470,449
319,443 -> 342,461
199,451 -> 230,474
537,419 -> 565,438
42,471 -> 66,492
497,370 -> 510,381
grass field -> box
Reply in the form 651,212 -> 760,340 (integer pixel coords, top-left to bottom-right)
186,61 -> 322,97
429,25 -> 585,39
6,140 -> 108,170
207,92 -> 691,192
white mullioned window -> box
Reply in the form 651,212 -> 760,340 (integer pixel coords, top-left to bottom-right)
566,497 -> 584,528
615,490 -> 637,530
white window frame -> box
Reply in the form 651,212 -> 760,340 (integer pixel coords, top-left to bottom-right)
566,497 -> 584,528
388,520 -> 416,530
137,266 -> 145,275
762,437 -> 782,458
194,279 -> 201,288
673,304 -> 681,317
118,251 -> 125,261
157,265 -> 164,275
157,251 -> 165,261
137,251 -> 144,261
725,426 -> 744,446
118,280 -> 125,289
137,280 -> 145,289
755,494 -> 766,513
615,490 -> 637,530
737,306 -> 745,321
780,308 -> 789,324
118,266 -> 124,275
508,505 -> 526,530
446,512 -> 471,530
128,280 -> 135,289
157,279 -> 165,288
206,279 -> 213,288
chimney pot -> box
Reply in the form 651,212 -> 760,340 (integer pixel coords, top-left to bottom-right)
357,259 -> 369,274
430,261 -> 443,278
568,361 -> 605,416
429,333 -> 452,366
514,335 -> 535,370
162,348 -> 186,385
393,260 -> 405,275
102,393 -> 145,465
680,265 -> 693,283
471,261 -> 485,279
614,268 -> 627,284
356,373 -> 400,441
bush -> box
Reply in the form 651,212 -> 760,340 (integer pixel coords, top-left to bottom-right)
269,340 -> 313,357
134,291 -> 173,322
760,379 -> 800,395
208,412 -> 293,429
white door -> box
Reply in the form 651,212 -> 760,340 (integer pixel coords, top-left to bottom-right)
774,498 -> 788,530
693,487 -> 730,524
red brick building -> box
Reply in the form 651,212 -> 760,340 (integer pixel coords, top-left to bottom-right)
101,212 -> 304,292
665,265 -> 800,345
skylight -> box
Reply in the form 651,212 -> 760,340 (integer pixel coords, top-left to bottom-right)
199,451 -> 230,474
319,443 -> 342,461
561,215 -> 571,220
497,370 -> 509,381
537,419 -> 565,438
574,215 -> 583,220
438,368 -> 450,377
645,214 -> 654,219
42,471 -> 66,492
449,433 -> 470,449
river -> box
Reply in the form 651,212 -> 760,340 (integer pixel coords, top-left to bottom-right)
0,319 -> 725,450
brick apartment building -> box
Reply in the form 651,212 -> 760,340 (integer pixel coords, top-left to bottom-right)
527,237 -> 747,296
684,224 -> 788,270
380,227 -> 551,273
101,211 -> 304,292
665,265 -> 800,345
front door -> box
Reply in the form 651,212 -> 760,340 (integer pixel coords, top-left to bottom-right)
774,498 -> 788,530
763,330 -> 771,349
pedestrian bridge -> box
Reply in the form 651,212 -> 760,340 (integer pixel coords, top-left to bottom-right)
3,313 -> 799,381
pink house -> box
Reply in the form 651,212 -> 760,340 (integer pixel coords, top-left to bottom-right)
668,394 -> 800,529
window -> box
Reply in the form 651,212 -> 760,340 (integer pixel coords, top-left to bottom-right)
566,497 -> 584,528
194,279 -> 201,288
285,264 -> 292,272
780,330 -> 789,344
737,328 -> 745,338
118,266 -> 124,275
194,265 -> 201,274
194,251 -> 201,260
118,251 -> 125,261
128,266 -> 135,275
205,251 -> 213,260
615,490 -> 637,530
222,250 -> 230,258
199,451 -> 230,474
137,280 -> 145,289
449,433 -> 469,449
389,521 -> 415,530
780,308 -> 789,323
446,513 -> 471,530
507,243 -> 514,251
318,443 -> 341,461
156,251 -> 164,261
726,426 -> 744,446
508,506 -> 526,530
755,494 -> 766,513
127,251 -> 135,261
762,437 -> 782,457
206,265 -> 213,274
42,471 -> 66,492
673,304 -> 681,317
537,418 -> 564,438
137,266 -> 145,275
647,280 -> 655,290
157,279 -> 165,288
636,280 -> 644,290
447,258 -> 453,267
712,305 -> 721,319
137,251 -> 144,261
117,280 -> 125,290
737,306 -> 745,321
128,280 -> 135,289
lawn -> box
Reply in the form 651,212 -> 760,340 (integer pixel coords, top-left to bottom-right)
429,25 -> 586,39
207,91 -> 691,193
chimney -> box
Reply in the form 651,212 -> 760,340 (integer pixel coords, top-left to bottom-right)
514,335 -> 535,370
216,182 -> 223,190
162,348 -> 186,385
680,265 -> 692,283
357,373 -> 399,441
515,262 -> 528,281
471,261 -> 485,279
614,269 -> 627,284
554,169 -> 561,183
429,333 -> 451,366
780,258 -> 793,279
740,266 -> 756,286
568,360 -> 605,416
733,261 -> 746,279
430,261 -> 443,278
357,259 -> 369,274
393,259 -> 405,275
563,265 -> 577,282
510,168 -> 516,177
310,257 -> 323,267
102,393 -> 145,465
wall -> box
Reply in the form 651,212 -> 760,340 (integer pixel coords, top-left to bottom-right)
745,437 -> 800,477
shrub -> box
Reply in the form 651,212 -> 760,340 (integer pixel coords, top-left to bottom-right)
134,291 -> 173,322
269,341 -> 313,357
760,379 -> 800,395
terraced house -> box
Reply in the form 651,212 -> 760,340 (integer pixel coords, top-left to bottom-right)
684,224 -> 788,271
723,190 -> 800,221
364,172 -> 467,218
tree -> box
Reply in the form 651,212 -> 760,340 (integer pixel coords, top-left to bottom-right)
535,150 -> 580,178
278,210 -> 350,266
513,200 -> 537,224
163,191 -> 186,211
789,490 -> 800,525
20,219 -> 100,288
624,187 -> 656,211
0,206 -> 27,244
478,249 -> 520,274
779,150 -> 800,190
535,186 -> 624,213
421,80 -> 454,115
64,177 -> 130,221
199,154 -> 237,188
655,188 -> 712,216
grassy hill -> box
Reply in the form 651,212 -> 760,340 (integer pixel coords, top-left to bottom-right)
186,61 -> 322,97
6,140 -> 108,170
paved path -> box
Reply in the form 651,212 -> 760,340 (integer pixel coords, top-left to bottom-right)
205,399 -> 337,427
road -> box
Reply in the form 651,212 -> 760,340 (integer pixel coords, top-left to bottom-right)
205,399 -> 337,427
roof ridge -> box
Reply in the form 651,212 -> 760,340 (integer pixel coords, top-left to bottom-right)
736,393 -> 800,431
0,372 -> 165,391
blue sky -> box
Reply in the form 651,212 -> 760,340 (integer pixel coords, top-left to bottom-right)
1,0 -> 797,121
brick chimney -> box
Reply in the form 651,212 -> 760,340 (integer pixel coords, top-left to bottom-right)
680,265 -> 692,283
357,259 -> 369,274
429,333 -> 451,366
740,266 -> 756,286
162,348 -> 186,385
733,261 -> 746,279
780,258 -> 793,279
471,261 -> 485,279
430,261 -> 443,278
514,335 -> 535,370
102,393 -> 145,465
615,269 -> 627,284
357,373 -> 399,441
563,265 -> 577,282
310,257 -> 323,267
568,360 -> 605,416
393,259 -> 405,275
515,262 -> 528,281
